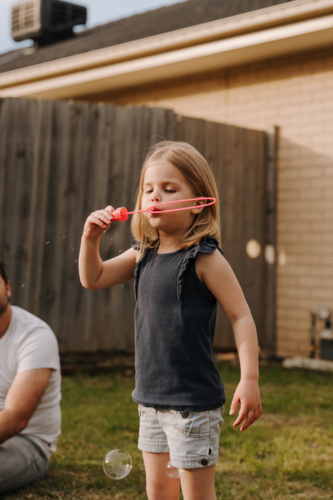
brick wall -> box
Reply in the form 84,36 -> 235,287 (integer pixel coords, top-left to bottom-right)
96,47 -> 333,358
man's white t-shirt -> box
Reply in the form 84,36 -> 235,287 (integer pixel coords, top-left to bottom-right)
0,306 -> 61,460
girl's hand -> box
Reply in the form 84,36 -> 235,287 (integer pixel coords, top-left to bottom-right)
229,379 -> 262,431
83,205 -> 114,239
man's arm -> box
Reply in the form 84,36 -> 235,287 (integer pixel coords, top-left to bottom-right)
0,368 -> 52,444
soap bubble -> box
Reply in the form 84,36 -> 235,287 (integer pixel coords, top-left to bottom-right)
103,449 -> 132,480
166,460 -> 184,479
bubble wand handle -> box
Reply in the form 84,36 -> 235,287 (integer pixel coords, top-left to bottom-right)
111,197 -> 216,221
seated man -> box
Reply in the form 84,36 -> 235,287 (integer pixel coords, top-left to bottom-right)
0,261 -> 61,494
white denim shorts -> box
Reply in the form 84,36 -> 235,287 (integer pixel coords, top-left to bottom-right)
138,405 -> 224,469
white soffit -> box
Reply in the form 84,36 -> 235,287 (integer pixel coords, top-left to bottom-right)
1,13 -> 333,99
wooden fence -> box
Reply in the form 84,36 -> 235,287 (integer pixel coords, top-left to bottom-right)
0,97 -> 270,353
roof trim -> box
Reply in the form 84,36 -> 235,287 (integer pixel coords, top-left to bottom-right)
0,0 -> 333,98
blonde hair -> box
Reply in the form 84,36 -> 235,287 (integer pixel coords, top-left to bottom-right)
131,141 -> 221,259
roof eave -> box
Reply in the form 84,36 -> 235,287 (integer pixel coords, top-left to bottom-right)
1,1 -> 333,99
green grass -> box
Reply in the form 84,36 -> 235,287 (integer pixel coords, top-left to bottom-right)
4,361 -> 333,499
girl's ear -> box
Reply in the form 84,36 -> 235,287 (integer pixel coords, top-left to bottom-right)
191,200 -> 205,215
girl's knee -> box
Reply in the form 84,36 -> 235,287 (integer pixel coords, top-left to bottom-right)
146,480 -> 179,500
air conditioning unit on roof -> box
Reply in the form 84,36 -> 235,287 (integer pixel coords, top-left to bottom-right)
11,0 -> 87,46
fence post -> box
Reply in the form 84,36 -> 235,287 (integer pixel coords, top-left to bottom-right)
264,125 -> 279,359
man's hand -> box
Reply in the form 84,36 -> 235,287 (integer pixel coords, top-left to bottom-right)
0,368 -> 51,444
229,379 -> 262,431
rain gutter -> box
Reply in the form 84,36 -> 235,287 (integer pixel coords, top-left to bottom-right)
0,0 -> 333,98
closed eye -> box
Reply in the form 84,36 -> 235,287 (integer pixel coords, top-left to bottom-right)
143,189 -> 176,194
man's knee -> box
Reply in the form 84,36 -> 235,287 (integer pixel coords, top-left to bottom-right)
0,435 -> 48,494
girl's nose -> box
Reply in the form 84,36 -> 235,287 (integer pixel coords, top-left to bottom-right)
151,193 -> 161,202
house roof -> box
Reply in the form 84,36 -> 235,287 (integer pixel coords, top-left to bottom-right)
0,0 -> 295,74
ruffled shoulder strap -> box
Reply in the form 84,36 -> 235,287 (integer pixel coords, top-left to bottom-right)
133,245 -> 154,300
177,236 -> 223,302
134,261 -> 140,300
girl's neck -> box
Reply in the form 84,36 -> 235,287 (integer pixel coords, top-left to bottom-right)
157,231 -> 183,254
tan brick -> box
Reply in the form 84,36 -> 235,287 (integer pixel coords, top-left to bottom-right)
277,265 -> 311,275
310,289 -> 333,300
310,267 -> 333,276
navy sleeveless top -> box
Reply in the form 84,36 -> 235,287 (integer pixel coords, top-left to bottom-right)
132,236 -> 226,411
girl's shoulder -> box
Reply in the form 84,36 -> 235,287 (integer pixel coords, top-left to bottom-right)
190,235 -> 223,256
177,236 -> 223,301
194,238 -> 227,287
180,236 -> 223,278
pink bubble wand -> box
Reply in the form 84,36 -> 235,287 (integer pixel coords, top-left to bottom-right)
111,197 -> 216,221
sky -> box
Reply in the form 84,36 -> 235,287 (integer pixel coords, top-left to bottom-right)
0,0 -> 187,55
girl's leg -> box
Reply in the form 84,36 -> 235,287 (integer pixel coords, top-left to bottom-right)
180,465 -> 216,500
142,451 -> 180,500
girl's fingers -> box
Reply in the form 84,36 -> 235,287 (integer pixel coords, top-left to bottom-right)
233,408 -> 246,428
90,211 -> 111,226
97,210 -> 112,225
105,206 -> 115,219
233,405 -> 260,430
85,207 -> 115,228
239,406 -> 262,431
88,214 -> 109,228
83,207 -> 116,239
229,396 -> 240,416
240,409 -> 256,431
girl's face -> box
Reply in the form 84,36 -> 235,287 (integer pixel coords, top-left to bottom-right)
142,161 -> 201,233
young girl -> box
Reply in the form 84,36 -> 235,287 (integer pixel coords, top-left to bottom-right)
79,141 -> 261,500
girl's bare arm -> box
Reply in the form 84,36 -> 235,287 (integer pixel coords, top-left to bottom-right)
196,250 -> 262,431
79,205 -> 137,289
